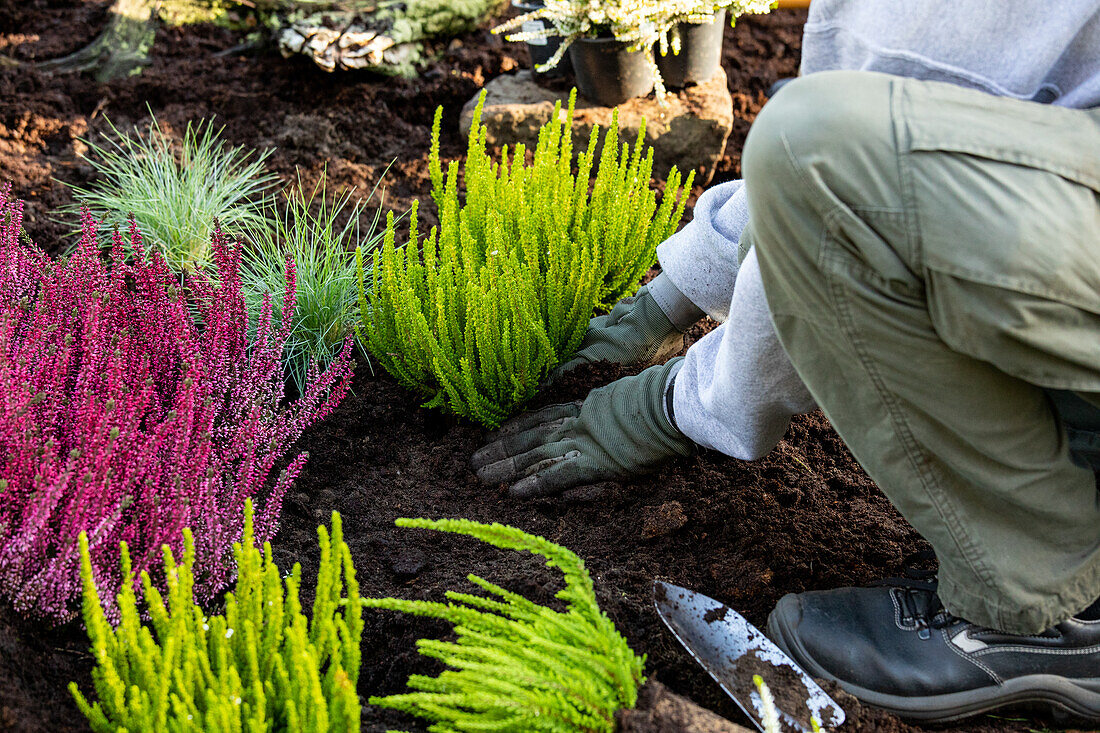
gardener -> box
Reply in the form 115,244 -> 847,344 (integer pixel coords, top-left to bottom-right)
474,0 -> 1100,723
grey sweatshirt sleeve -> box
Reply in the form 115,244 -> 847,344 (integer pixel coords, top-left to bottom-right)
659,0 -> 1100,459
672,247 -> 816,458
655,180 -> 748,323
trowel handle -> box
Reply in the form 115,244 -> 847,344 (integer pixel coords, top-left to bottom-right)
775,0 -> 812,7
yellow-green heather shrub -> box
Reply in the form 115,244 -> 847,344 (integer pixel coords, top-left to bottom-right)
70,500 -> 363,733
364,518 -> 647,733
358,90 -> 693,428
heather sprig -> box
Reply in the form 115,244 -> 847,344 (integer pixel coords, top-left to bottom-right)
71,500 -> 363,732
359,91 -> 691,427
65,115 -> 279,271
364,518 -> 646,733
0,187 -> 353,623
242,171 -> 388,392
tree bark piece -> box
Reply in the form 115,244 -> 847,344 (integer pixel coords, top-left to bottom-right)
277,0 -> 506,76
36,0 -> 157,82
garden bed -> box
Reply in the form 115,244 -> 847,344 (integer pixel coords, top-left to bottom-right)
0,3 -> 1057,732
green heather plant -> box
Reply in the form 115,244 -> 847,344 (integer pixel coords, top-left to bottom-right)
242,172 -> 388,391
364,518 -> 647,733
359,91 -> 692,427
70,500 -> 363,733
67,115 -> 278,271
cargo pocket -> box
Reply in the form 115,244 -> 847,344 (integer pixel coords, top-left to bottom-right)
896,78 -> 1100,391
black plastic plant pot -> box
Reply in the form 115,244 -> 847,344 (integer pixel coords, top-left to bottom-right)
511,0 -> 571,76
656,8 -> 728,88
569,38 -> 655,107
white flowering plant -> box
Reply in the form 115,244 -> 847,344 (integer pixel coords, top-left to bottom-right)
494,0 -> 776,98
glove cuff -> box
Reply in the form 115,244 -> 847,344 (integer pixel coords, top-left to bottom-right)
640,357 -> 697,459
662,356 -> 684,432
648,273 -> 705,333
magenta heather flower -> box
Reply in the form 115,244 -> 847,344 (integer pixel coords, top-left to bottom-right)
0,186 -> 353,623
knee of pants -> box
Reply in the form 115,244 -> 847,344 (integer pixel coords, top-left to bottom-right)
742,71 -> 901,228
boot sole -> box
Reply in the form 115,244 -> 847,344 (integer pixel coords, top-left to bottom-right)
767,609 -> 1100,723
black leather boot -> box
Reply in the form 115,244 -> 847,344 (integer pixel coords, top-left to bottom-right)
767,566 -> 1100,723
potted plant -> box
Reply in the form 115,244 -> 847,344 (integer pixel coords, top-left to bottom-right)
657,0 -> 776,87
493,0 -> 657,106
509,0 -> 572,76
494,0 -> 776,104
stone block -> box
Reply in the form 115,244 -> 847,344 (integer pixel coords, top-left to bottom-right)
459,69 -> 734,185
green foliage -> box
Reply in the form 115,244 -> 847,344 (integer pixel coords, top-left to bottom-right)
359,90 -> 693,427
70,500 -> 363,733
158,0 -> 230,25
67,115 -> 279,271
242,171 -> 388,391
364,518 -> 647,733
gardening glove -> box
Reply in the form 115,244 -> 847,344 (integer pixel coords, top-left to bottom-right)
473,358 -> 697,497
551,273 -> 704,379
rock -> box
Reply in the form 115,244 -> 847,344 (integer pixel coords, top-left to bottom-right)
459,69 -> 734,185
389,546 -> 427,580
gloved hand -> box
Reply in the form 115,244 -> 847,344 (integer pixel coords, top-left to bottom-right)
473,358 -> 697,497
552,274 -> 704,378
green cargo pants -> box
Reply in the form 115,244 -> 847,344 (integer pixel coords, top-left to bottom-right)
747,70 -> 1100,634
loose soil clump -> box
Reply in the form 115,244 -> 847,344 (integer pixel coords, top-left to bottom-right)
0,5 -> 1058,733
617,681 -> 751,733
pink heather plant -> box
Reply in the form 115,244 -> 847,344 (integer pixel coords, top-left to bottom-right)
0,186 -> 353,623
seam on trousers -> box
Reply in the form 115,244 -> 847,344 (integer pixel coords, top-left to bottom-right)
896,84 -> 1001,598
893,79 -> 924,273
818,231 -> 998,600
937,570 -> 1100,633
774,113 -> 999,605
923,260 -> 1100,311
774,112 -> 976,575
905,144 -> 1100,193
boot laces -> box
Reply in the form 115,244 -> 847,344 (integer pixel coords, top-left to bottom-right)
873,551 -> 961,634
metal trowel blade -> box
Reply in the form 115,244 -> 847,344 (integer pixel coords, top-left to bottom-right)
653,580 -> 845,732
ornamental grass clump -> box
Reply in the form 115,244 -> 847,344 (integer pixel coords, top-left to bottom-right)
0,188 -> 353,623
242,171 -> 388,392
66,115 -> 278,271
364,518 -> 647,732
71,500 -> 363,732
360,91 -> 692,427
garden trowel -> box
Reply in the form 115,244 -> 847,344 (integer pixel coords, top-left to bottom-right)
653,580 -> 845,732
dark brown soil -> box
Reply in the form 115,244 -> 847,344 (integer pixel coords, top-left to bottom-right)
617,681 -> 751,733
737,651 -> 818,730
0,4 -> 1062,733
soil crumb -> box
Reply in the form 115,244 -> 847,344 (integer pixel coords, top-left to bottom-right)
703,605 -> 730,624
643,501 -> 690,539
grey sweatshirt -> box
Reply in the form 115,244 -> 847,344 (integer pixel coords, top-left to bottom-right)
658,0 -> 1100,458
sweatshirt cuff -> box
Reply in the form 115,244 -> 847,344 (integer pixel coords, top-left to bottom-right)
648,272 -> 705,333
